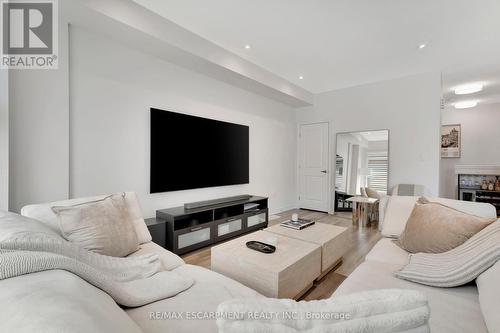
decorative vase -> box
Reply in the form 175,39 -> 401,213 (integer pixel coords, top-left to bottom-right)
482,180 -> 488,190
488,181 -> 495,191
496,178 -> 500,192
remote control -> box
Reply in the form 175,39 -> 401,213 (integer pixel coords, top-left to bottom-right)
246,241 -> 276,254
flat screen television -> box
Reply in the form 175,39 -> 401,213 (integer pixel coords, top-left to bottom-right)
150,108 -> 249,193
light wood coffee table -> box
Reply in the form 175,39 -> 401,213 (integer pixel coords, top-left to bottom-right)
265,223 -> 348,280
211,230 -> 321,299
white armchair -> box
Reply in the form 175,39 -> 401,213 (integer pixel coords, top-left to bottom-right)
391,184 -> 425,196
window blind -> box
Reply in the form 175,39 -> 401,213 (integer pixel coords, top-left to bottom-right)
335,156 -> 344,190
367,152 -> 388,193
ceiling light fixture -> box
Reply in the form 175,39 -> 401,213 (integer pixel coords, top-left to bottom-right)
244,44 -> 251,49
298,76 -> 304,80
454,83 -> 483,95
454,101 -> 478,109
418,43 -> 427,49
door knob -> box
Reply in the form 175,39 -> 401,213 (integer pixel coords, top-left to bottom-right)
321,170 -> 328,174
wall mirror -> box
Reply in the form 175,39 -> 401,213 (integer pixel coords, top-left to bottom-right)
335,130 -> 389,211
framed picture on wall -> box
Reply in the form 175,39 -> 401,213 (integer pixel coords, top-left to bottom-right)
441,124 -> 461,158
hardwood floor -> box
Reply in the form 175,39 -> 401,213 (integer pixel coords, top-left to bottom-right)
181,209 -> 381,300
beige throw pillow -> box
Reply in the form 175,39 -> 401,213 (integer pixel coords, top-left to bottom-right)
365,187 -> 382,199
52,193 -> 139,257
397,197 -> 496,253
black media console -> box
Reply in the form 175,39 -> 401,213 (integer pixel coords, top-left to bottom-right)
145,195 -> 269,255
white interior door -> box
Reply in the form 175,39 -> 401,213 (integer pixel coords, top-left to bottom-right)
298,122 -> 329,212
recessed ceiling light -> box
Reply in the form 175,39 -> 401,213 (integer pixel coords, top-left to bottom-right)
454,83 -> 483,95
418,43 -> 427,49
298,76 -> 304,80
454,101 -> 478,109
244,44 -> 251,49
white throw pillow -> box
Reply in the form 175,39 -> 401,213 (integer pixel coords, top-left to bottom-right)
381,196 -> 420,238
121,192 -> 153,244
378,195 -> 390,231
476,260 -> 500,333
52,193 -> 139,257
21,192 -> 152,244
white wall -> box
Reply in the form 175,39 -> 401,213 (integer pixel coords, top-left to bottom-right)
0,70 -> 8,210
8,23 -> 70,212
7,20 -> 443,215
368,140 -> 388,152
440,103 -> 500,198
297,73 -> 442,202
69,26 -> 297,217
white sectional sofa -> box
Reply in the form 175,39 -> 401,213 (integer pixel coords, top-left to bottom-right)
0,194 -> 261,333
335,195 -> 498,333
0,242 -> 260,333
0,193 -> 498,332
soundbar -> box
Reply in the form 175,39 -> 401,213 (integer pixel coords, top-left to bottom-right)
184,195 -> 252,210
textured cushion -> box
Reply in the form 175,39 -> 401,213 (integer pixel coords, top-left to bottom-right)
121,192 -> 152,244
52,193 -> 139,257
397,198 -> 495,253
0,270 -> 143,333
21,192 -> 152,244
476,261 -> 500,333
217,289 -> 430,333
396,221 -> 500,287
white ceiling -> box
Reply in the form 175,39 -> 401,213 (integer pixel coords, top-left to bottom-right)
349,131 -> 389,144
442,64 -> 500,109
359,131 -> 389,142
133,0 -> 500,94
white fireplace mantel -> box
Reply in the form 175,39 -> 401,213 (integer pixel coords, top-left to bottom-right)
455,165 -> 500,175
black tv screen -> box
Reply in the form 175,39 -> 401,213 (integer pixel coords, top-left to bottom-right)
150,108 -> 249,193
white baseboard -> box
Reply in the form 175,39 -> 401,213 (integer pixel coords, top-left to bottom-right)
270,204 -> 298,215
